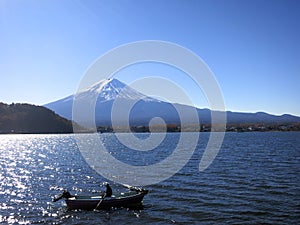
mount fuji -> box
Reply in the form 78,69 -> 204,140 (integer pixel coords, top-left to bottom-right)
44,79 -> 200,127
44,79 -> 300,129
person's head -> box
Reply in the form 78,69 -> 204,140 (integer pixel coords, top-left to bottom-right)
106,183 -> 110,187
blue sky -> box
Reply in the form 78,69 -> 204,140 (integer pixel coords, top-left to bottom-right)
0,0 -> 299,116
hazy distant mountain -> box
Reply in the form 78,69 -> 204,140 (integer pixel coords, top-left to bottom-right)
0,102 -> 75,134
226,111 -> 300,124
44,79 -> 300,128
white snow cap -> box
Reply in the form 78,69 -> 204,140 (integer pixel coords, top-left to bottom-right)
79,78 -> 159,103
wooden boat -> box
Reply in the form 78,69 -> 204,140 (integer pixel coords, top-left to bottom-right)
53,187 -> 148,210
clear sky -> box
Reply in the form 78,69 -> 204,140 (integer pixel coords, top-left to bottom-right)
1,0 -> 299,116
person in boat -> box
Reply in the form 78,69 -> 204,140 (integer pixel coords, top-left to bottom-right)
105,183 -> 112,197
53,190 -> 73,202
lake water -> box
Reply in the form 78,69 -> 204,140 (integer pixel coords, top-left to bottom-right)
0,132 -> 299,224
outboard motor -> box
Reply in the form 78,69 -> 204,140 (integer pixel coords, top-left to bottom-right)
129,186 -> 149,194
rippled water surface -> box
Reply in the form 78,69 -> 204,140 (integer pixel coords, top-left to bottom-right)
0,132 -> 299,224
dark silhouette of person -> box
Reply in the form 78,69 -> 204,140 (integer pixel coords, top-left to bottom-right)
53,190 -> 73,202
106,183 -> 112,197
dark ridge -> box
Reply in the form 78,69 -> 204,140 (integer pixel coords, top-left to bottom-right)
0,102 -> 75,134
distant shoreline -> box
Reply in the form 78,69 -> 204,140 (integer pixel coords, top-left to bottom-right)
0,130 -> 299,135
96,123 -> 300,133
3,122 -> 300,134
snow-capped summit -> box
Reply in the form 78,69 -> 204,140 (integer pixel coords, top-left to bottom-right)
76,78 -> 155,103
79,78 -> 125,97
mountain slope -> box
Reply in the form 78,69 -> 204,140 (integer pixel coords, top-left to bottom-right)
0,102 -> 75,134
44,79 -> 300,127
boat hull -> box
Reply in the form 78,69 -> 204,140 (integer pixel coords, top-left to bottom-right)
65,191 -> 147,210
